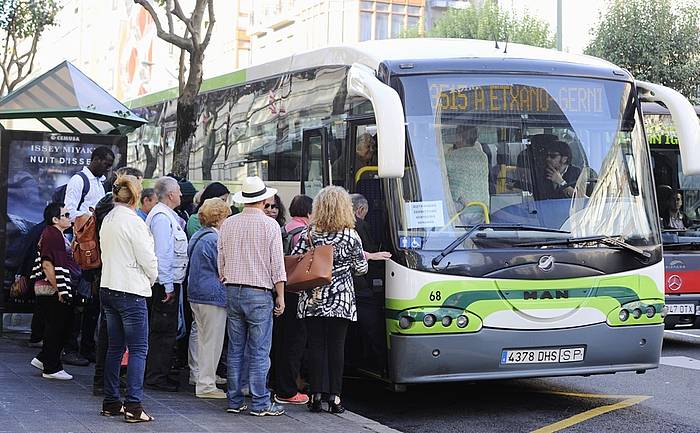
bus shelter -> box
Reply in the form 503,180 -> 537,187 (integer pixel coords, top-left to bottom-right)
0,61 -> 145,332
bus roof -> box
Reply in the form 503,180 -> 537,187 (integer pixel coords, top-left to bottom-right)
127,38 -> 625,109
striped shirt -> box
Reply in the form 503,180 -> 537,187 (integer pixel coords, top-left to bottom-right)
217,207 -> 287,290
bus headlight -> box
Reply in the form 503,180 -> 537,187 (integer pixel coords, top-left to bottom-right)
645,306 -> 656,318
619,309 -> 629,321
632,308 -> 642,319
441,316 -> 452,327
399,316 -> 412,329
456,315 -> 469,328
423,314 -> 436,327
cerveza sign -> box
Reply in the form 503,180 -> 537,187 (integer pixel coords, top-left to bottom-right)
648,134 -> 678,145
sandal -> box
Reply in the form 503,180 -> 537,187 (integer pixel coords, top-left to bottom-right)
100,401 -> 124,417
124,404 -> 154,423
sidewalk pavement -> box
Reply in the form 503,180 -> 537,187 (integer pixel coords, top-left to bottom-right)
0,334 -> 399,433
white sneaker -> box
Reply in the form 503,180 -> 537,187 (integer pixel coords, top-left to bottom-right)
30,358 -> 44,371
196,389 -> 227,399
215,375 -> 227,385
43,370 -> 73,380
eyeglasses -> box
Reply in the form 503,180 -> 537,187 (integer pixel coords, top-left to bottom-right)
546,152 -> 561,159
264,203 -> 277,210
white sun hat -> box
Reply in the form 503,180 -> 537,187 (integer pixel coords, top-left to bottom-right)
232,176 -> 277,204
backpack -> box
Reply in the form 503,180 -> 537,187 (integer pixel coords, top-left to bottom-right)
53,171 -> 89,207
282,226 -> 306,255
72,210 -> 101,270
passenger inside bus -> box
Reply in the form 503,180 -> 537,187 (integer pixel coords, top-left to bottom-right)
444,125 -> 490,221
539,139 -> 581,199
662,191 -> 691,230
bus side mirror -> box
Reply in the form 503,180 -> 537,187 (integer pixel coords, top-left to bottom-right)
636,80 -> 700,175
348,64 -> 406,178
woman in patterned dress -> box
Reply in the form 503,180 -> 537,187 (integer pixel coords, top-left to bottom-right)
291,186 -> 368,413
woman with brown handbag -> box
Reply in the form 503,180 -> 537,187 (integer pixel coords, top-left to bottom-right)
291,186 -> 367,414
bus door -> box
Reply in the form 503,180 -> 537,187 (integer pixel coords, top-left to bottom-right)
347,119 -> 390,375
301,127 -> 329,197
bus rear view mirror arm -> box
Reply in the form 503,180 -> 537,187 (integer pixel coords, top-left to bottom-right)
348,63 -> 406,178
636,80 -> 700,175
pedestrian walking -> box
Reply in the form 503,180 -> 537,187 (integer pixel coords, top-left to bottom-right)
187,198 -> 231,399
29,203 -> 79,380
291,186 -> 368,413
99,174 -> 158,422
144,176 -> 188,392
218,176 -> 286,416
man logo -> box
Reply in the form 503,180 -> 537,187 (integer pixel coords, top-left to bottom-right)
667,275 -> 683,291
538,255 -> 555,272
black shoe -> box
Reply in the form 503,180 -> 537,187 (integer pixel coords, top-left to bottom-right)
145,382 -> 179,392
328,401 -> 345,414
81,352 -> 96,363
307,394 -> 323,413
62,352 -> 89,366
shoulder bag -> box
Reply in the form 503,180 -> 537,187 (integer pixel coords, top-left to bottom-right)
284,228 -> 333,293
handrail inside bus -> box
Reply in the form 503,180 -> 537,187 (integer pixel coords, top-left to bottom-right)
355,166 -> 378,184
637,80 -> 700,175
347,64 -> 406,178
443,201 -> 491,229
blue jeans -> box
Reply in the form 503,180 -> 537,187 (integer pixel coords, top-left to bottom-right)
101,288 -> 149,404
226,285 -> 273,411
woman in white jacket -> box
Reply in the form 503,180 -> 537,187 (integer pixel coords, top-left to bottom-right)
99,174 -> 158,423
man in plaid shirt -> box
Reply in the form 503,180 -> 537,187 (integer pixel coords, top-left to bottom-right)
218,176 -> 286,417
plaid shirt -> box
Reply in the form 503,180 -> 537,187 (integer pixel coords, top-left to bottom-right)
217,207 -> 287,289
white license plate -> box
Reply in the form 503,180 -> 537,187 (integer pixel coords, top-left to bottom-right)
666,304 -> 696,315
500,347 -> 585,365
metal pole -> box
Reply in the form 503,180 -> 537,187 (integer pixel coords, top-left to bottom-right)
556,0 -> 563,51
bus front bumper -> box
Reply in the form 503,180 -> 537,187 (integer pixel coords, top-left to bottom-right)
389,323 -> 662,384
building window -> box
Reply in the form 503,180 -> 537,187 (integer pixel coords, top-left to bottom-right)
358,0 -> 423,40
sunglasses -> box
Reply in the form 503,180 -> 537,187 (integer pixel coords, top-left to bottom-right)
546,152 -> 561,159
264,203 -> 278,210
61,212 -> 70,219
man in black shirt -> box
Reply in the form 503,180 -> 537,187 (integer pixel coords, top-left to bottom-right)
541,140 -> 582,200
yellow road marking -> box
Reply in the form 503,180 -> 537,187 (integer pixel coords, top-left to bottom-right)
530,394 -> 651,433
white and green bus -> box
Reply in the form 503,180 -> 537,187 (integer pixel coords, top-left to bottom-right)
126,39 -> 700,386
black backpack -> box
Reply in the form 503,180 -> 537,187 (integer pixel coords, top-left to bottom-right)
281,226 -> 306,255
52,171 -> 89,208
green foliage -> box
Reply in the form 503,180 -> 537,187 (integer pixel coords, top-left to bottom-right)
404,2 -> 555,49
0,0 -> 60,38
585,0 -> 700,101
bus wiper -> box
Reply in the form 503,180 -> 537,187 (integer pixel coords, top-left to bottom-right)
431,224 -> 570,268
515,235 -> 651,261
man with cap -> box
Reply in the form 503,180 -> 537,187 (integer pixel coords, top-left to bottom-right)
218,176 -> 286,416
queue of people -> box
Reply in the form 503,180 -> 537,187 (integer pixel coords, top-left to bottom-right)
27,148 -> 390,423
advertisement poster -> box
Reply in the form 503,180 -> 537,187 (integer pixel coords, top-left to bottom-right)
0,129 -> 126,311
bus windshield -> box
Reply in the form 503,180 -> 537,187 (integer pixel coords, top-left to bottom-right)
393,74 -> 660,251
647,109 -> 700,247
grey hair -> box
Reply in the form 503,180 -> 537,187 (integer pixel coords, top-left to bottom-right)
154,176 -> 179,201
350,193 -> 368,213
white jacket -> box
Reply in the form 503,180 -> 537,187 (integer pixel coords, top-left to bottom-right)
100,203 -> 158,297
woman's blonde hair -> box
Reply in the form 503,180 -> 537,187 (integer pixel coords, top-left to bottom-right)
198,198 -> 232,227
112,174 -> 142,207
310,186 -> 355,232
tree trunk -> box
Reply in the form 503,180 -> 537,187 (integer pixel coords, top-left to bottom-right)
143,144 -> 158,178
171,50 -> 204,179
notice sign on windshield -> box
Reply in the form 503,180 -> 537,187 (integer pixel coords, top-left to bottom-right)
405,201 -> 445,228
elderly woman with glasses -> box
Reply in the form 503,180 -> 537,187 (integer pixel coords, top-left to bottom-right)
30,203 -> 79,381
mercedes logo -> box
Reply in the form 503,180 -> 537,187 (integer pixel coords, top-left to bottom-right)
538,255 -> 555,272
668,274 -> 683,291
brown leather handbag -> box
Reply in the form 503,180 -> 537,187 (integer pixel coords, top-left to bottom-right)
284,229 -> 334,293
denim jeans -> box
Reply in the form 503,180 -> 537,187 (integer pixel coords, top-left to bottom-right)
226,285 -> 273,411
100,288 -> 149,405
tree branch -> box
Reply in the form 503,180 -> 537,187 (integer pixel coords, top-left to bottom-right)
133,0 -> 193,52
201,0 -> 216,50
171,0 -> 196,37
